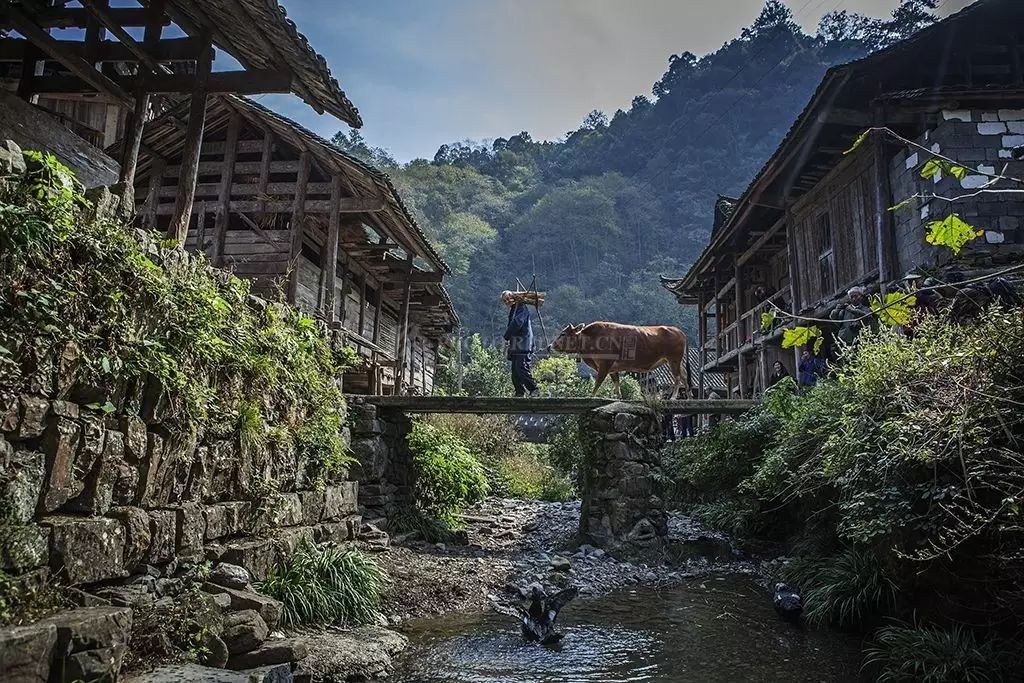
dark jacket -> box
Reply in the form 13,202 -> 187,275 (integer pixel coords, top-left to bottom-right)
799,356 -> 825,386
504,303 -> 534,358
768,368 -> 790,388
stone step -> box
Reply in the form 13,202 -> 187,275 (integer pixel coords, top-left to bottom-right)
125,663 -> 293,683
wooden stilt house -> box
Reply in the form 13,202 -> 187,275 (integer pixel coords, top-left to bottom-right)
127,95 -> 457,395
663,0 -> 1024,400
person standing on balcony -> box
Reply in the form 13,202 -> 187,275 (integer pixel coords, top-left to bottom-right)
502,291 -> 539,397
829,286 -> 873,347
767,361 -> 791,388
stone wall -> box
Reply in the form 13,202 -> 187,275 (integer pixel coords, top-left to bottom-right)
348,401 -> 414,525
578,403 -> 667,556
0,391 -> 360,587
889,107 -> 1024,275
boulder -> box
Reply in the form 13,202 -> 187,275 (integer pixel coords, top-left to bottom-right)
300,627 -> 408,683
145,509 -> 177,564
209,563 -> 251,590
221,537 -> 278,583
0,522 -> 49,573
65,428 -> 123,515
203,501 -> 252,540
227,638 -> 309,670
322,483 -> 358,521
38,607 -> 132,682
550,556 -> 572,572
221,610 -> 269,655
93,585 -> 155,608
107,506 -> 152,570
313,516 -> 360,545
40,417 -> 83,511
173,503 -> 205,557
199,633 -> 230,668
0,450 -> 45,522
0,623 -> 57,683
297,490 -> 325,526
0,139 -> 27,176
43,516 -> 125,584
13,396 -> 49,441
201,584 -> 283,630
124,663 -> 294,683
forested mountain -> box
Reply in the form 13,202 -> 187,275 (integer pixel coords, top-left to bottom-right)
332,1 -> 939,342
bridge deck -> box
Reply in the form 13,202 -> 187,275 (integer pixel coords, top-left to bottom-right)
350,396 -> 756,415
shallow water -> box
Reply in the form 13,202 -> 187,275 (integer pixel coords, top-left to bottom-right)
393,575 -> 865,683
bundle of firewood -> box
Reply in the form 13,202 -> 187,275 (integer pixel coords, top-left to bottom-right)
504,290 -> 546,307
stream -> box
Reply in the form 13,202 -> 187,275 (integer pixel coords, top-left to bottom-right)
392,574 -> 865,682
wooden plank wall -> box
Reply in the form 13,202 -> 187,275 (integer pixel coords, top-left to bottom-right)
791,147 -> 879,308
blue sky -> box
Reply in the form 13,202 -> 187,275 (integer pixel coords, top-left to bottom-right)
253,0 -> 975,162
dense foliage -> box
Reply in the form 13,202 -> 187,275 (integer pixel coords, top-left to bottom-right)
333,1 -> 938,341
258,541 -> 386,626
663,307 -> 1024,678
407,420 -> 490,525
0,151 -> 357,483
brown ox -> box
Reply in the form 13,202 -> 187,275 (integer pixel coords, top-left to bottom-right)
550,321 -> 690,398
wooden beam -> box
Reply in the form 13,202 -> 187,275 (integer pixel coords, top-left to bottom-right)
737,216 -> 786,267
211,111 -> 241,265
4,4 -> 132,107
358,273 -> 367,337
286,152 -> 312,303
126,69 -> 291,95
388,270 -> 444,284
168,32 -> 212,243
871,129 -> 898,293
154,199 -> 380,216
142,159 -> 165,230
15,7 -> 165,29
355,395 -> 758,415
118,0 -> 164,186
322,175 -> 343,321
256,130 -> 273,217
0,37 -> 206,62
393,253 -> 415,395
80,0 -> 168,75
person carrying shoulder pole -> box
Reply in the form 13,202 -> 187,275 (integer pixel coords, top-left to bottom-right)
501,290 -> 539,397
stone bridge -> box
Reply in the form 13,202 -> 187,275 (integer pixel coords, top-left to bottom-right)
347,396 -> 754,555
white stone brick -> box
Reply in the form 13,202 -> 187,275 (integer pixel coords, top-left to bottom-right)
985,231 -> 1005,244
931,143 -> 941,153
998,109 -> 1024,122
961,175 -> 989,189
978,122 -> 1007,135
978,164 -> 996,175
1003,135 -> 1024,148
905,152 -> 919,170
921,204 -> 930,220
943,109 -> 972,122
999,149 -> 1013,159
1008,122 -> 1024,134
982,112 -> 999,122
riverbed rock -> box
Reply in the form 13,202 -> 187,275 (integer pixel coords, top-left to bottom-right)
550,556 -> 572,572
209,562 -> 251,590
222,610 -> 269,655
0,623 -> 57,683
300,627 -> 408,682
38,606 -> 132,682
125,663 -> 294,683
227,637 -> 309,669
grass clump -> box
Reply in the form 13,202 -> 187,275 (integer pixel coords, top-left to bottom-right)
866,623 -> 1005,683
0,149 -> 357,482
258,541 -> 386,627
407,420 -> 489,525
785,548 -> 897,627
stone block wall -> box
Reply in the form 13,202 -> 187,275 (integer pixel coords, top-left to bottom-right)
889,108 -> 1024,275
348,401 -> 414,525
0,391 -> 361,588
579,403 -> 667,556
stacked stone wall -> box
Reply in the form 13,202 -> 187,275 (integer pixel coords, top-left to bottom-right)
579,403 -> 668,556
0,390 -> 360,589
348,401 -> 414,524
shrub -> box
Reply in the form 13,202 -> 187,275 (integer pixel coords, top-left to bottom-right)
126,579 -> 222,669
257,541 -> 386,627
865,623 -> 1006,683
0,151 -> 356,483
407,420 -> 489,524
785,547 -> 897,627
495,444 -> 574,502
0,568 -> 71,627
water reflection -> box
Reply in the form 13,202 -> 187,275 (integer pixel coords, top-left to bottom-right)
394,576 -> 865,682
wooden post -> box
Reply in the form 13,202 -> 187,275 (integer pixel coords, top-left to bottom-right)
734,258 -> 746,400
872,129 -> 897,293
419,336 -> 427,393
142,158 -> 165,230
393,254 -> 415,395
696,290 -> 707,400
371,282 -> 382,345
168,32 -> 212,243
211,111 -> 240,265
286,151 -> 312,304
322,174 -> 343,321
358,274 -> 367,336
112,0 -> 163,185
257,131 -> 273,217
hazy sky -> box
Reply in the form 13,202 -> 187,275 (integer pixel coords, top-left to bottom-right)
255,0 -> 976,161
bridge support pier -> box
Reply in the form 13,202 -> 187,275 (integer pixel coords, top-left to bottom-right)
579,402 -> 668,555
349,401 -> 414,524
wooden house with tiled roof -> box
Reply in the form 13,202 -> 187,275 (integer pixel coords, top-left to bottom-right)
127,94 -> 457,395
663,0 -> 1024,400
